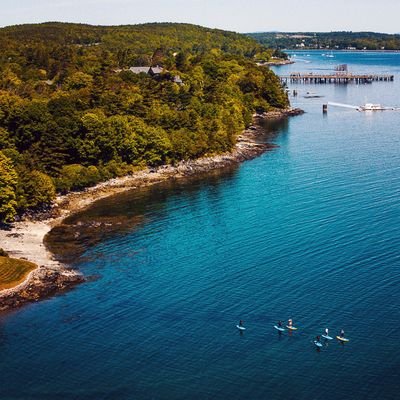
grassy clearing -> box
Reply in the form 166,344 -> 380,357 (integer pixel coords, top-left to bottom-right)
0,256 -> 37,290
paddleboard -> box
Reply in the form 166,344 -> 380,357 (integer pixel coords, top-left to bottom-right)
336,336 -> 349,342
322,334 -> 333,340
236,325 -> 246,331
313,340 -> 323,348
286,326 -> 298,330
274,325 -> 285,332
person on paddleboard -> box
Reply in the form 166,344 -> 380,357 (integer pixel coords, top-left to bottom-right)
316,335 -> 321,343
325,328 -> 329,336
278,320 -> 283,328
340,329 -> 345,338
288,318 -> 293,328
239,320 -> 244,327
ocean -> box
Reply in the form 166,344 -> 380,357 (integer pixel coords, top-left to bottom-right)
1,51 -> 400,399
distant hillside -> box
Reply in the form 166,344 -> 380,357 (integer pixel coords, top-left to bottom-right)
0,22 -> 288,222
0,22 -> 269,67
248,31 -> 400,50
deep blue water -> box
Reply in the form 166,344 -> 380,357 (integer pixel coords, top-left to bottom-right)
1,51 -> 400,400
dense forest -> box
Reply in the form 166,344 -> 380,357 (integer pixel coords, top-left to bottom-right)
0,22 -> 289,223
249,31 -> 400,50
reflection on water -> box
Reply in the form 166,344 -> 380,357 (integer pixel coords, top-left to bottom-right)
260,117 -> 290,138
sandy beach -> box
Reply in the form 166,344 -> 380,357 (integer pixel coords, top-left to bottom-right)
0,109 -> 303,310
0,221 -> 59,268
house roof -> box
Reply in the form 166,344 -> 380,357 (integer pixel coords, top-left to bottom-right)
149,66 -> 164,74
129,66 -> 151,74
173,75 -> 183,84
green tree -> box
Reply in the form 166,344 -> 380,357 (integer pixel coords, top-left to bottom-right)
0,127 -> 15,150
16,169 -> 56,210
65,72 -> 94,90
0,150 -> 18,222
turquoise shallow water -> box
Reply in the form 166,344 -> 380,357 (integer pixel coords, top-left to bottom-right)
1,51 -> 400,399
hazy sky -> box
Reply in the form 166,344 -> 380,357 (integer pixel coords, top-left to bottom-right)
1,0 -> 399,33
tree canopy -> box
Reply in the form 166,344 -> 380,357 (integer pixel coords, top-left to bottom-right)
0,22 -> 288,222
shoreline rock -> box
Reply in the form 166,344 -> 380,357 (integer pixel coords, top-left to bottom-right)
0,266 -> 84,311
0,108 -> 303,312
258,60 -> 295,66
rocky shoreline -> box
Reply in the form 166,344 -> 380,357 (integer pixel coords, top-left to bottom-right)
0,266 -> 84,311
258,59 -> 295,66
0,108 -> 303,311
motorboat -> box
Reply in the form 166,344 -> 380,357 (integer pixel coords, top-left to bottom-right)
357,103 -> 391,111
328,101 -> 398,112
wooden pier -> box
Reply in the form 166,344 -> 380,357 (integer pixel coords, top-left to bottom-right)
280,73 -> 394,84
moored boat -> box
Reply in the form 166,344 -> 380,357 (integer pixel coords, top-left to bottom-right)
304,91 -> 324,98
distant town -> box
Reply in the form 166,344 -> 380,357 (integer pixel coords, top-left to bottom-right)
248,31 -> 400,50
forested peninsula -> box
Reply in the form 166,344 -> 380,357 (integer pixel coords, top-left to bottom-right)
0,22 -> 289,224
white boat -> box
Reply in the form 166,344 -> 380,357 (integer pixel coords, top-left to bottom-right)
357,103 -> 389,111
329,101 -> 398,112
304,91 -> 324,98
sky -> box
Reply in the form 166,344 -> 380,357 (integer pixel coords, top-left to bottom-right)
1,0 -> 399,33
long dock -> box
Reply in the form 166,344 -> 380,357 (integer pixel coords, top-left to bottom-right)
280,73 -> 394,84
